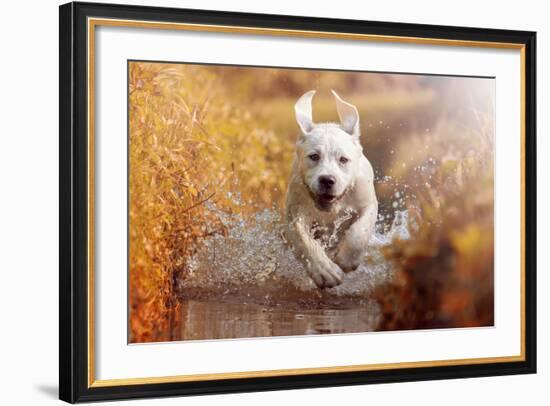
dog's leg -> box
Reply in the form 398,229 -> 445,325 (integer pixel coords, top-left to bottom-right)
285,217 -> 344,289
334,206 -> 377,272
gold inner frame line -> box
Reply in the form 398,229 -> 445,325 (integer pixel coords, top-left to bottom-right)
87,17 -> 527,388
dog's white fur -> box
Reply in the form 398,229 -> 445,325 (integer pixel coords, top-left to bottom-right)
284,90 -> 378,288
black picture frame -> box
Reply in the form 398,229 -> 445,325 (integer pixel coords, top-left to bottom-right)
59,1 -> 537,403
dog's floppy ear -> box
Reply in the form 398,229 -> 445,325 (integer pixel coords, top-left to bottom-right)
295,90 -> 316,134
332,90 -> 360,138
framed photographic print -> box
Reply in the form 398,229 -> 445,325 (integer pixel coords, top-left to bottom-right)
59,1 -> 537,403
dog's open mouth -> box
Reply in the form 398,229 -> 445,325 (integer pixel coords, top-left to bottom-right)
318,193 -> 337,203
313,192 -> 342,211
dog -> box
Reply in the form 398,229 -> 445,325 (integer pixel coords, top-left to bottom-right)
284,90 -> 378,289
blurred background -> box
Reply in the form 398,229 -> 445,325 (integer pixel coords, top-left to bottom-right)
129,62 -> 495,343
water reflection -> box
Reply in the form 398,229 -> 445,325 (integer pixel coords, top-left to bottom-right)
175,299 -> 381,341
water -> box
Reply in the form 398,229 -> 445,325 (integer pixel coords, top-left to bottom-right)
174,298 -> 381,341
171,203 -> 411,341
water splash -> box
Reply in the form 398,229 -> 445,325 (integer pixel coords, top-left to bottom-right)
179,199 -> 411,305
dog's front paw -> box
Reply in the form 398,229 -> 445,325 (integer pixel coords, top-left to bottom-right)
308,261 -> 344,289
334,250 -> 362,273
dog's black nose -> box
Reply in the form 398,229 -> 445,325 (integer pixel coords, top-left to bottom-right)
319,175 -> 336,188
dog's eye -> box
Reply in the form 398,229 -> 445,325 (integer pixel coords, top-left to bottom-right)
339,157 -> 349,164
308,153 -> 320,162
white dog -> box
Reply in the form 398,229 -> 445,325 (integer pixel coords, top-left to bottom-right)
284,90 -> 378,288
